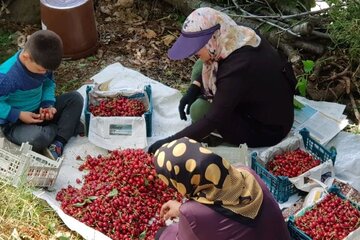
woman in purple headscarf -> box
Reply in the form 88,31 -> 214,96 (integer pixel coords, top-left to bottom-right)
148,7 -> 296,154
153,137 -> 290,240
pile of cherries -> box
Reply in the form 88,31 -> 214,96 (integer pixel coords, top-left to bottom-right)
89,97 -> 146,117
267,149 -> 321,177
56,149 -> 182,239
295,193 -> 360,240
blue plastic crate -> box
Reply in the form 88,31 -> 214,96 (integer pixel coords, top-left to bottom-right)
143,85 -> 153,137
251,128 -> 337,203
287,186 -> 360,240
84,85 -> 153,137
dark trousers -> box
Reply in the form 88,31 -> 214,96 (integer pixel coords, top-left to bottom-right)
1,91 -> 83,152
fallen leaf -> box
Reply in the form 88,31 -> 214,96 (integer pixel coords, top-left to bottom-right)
150,43 -> 160,51
130,59 -> 142,65
136,46 -> 146,58
145,29 -> 157,39
96,49 -> 104,58
115,0 -> 134,8
100,6 -> 112,15
162,34 -> 176,46
113,11 -> 122,18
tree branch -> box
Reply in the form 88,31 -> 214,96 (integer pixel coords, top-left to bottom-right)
231,0 -> 300,37
311,30 -> 331,39
228,4 -> 329,20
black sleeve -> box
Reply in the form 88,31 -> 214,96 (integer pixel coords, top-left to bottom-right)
173,56 -> 251,141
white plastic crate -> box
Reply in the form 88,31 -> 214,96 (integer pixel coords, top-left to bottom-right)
0,139 -> 63,188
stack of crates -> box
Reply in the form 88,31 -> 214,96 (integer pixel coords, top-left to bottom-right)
0,141 -> 63,188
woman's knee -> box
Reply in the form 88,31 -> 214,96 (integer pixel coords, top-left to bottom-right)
191,59 -> 203,81
189,98 -> 211,122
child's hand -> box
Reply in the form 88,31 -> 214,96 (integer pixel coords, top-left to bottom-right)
40,107 -> 57,121
160,200 -> 181,221
19,111 -> 43,124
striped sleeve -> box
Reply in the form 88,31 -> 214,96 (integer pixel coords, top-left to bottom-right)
0,74 -> 20,122
41,72 -> 56,107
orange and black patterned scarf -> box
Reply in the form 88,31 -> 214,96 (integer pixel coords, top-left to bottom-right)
154,137 -> 263,221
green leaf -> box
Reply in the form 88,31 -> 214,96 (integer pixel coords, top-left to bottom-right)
296,77 -> 308,97
47,222 -> 56,234
293,98 -> 304,110
87,56 -> 97,61
302,60 -> 315,74
78,63 -> 87,68
58,236 -> 70,240
107,188 -> 118,197
73,202 -> 86,207
73,197 -> 95,207
87,196 -> 98,201
139,230 -> 147,239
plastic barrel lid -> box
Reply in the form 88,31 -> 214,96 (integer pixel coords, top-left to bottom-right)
40,0 -> 87,9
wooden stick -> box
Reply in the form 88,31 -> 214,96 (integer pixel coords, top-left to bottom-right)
228,5 -> 330,19
231,0 -> 300,37
351,64 -> 360,95
291,22 -> 314,35
319,67 -> 350,83
349,64 -> 360,130
292,40 -> 325,55
349,91 -> 360,128
312,30 -> 331,39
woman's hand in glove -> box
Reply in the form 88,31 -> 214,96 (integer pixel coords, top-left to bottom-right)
179,84 -> 201,121
147,136 -> 175,154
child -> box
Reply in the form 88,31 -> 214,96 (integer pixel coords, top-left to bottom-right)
0,30 -> 84,159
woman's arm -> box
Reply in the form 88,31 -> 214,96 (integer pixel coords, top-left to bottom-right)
172,55 -> 251,141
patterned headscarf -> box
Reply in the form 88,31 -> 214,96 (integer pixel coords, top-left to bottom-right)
182,7 -> 261,95
154,137 -> 263,220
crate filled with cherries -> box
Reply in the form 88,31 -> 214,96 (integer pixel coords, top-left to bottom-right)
267,149 -> 321,178
251,128 -> 336,202
288,187 -> 360,240
84,85 -> 153,150
89,96 -> 146,117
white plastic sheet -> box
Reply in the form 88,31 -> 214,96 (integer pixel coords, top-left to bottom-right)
327,131 -> 360,191
31,63 -> 360,239
34,63 -> 191,239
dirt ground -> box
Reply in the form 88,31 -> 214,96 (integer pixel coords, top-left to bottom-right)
57,0 -> 195,93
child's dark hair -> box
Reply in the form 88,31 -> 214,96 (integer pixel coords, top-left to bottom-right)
24,30 -> 63,71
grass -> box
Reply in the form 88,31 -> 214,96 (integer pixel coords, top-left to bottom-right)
0,29 -> 17,63
0,181 -> 82,239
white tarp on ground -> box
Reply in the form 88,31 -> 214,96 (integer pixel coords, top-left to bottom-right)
33,63 -> 360,240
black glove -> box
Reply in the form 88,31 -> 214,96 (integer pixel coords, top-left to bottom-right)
147,136 -> 175,154
179,84 -> 201,121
